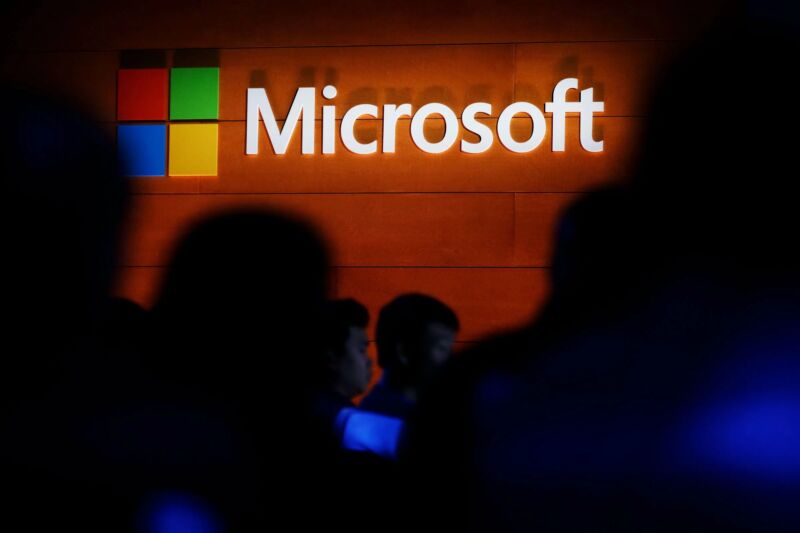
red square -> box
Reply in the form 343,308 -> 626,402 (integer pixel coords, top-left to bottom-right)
117,68 -> 168,121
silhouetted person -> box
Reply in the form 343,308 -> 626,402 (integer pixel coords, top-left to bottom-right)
404,15 -> 800,532
151,211 -> 329,402
148,210 -> 345,528
360,293 -> 459,420
311,298 -> 406,460
0,87 -> 126,405
0,87 -> 129,529
312,298 -> 373,434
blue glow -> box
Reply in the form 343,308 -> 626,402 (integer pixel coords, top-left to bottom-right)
338,408 -> 404,459
684,391 -> 800,482
677,341 -> 800,485
118,124 -> 166,176
139,491 -> 224,533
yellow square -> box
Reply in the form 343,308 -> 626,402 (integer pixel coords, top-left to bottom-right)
168,123 -> 218,176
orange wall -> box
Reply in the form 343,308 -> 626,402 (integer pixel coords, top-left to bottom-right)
1,0 -> 728,342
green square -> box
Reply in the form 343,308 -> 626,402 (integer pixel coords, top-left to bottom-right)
169,67 -> 219,120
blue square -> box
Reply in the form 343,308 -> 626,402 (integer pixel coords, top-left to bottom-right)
117,125 -> 166,177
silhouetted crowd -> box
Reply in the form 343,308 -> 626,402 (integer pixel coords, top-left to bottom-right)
2,18 -> 799,532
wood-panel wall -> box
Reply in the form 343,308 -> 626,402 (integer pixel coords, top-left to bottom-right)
1,0 -> 729,342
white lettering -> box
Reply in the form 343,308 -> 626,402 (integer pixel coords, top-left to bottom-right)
383,104 -> 412,154
322,85 -> 338,154
246,87 -> 315,155
461,102 -> 494,154
244,78 -> 605,156
497,102 -> 546,153
545,78 -> 604,152
341,104 -> 379,154
410,103 -> 459,154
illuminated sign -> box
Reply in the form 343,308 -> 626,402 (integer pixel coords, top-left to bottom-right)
246,78 -> 604,156
117,67 -> 220,177
118,71 -> 604,177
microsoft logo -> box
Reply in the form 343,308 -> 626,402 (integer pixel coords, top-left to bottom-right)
117,67 -> 220,177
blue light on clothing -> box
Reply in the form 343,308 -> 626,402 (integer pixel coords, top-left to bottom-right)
118,124 -> 166,176
337,408 -> 404,460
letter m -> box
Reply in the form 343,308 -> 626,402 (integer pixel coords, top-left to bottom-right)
246,87 -> 315,155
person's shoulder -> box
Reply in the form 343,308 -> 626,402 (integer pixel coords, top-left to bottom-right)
358,382 -> 412,419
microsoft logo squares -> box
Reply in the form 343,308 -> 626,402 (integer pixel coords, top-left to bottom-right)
117,66 -> 219,177
169,67 -> 219,120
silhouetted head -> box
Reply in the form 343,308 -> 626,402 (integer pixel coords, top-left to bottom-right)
547,19 -> 800,319
319,298 -> 372,399
376,293 -> 459,392
631,20 -> 800,281
152,210 -> 329,406
0,86 -> 126,393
